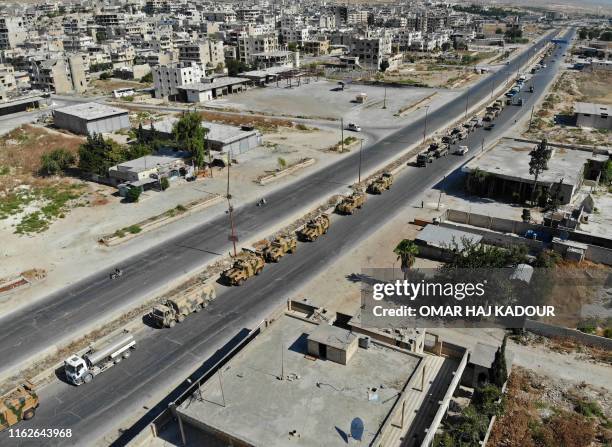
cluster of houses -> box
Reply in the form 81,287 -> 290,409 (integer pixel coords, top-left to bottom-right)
0,0 -> 558,107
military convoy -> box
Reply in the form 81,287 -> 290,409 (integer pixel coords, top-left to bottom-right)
297,214 -> 330,241
336,191 -> 366,215
367,173 -> 393,194
221,250 -> 265,286
257,234 -> 297,263
1,382 -> 39,432
417,151 -> 434,166
151,283 -> 216,328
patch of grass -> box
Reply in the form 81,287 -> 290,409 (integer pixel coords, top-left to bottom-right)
127,224 -> 141,234
176,204 -> 187,213
114,229 -> 126,238
574,399 -> 603,418
0,166 -> 8,176
4,183 -> 85,234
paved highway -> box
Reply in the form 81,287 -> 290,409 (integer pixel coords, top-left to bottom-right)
0,30 -> 572,446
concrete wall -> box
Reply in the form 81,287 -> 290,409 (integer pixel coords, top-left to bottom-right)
525,320 -> 612,350
438,221 -> 544,251
577,112 -> 612,131
442,209 -> 612,265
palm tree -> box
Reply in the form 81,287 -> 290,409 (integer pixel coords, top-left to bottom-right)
394,239 -> 419,279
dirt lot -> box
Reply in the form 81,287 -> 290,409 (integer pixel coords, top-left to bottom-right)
525,69 -> 612,146
90,78 -> 150,95
490,366 -> 611,447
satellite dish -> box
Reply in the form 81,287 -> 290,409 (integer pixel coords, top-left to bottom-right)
350,417 -> 364,441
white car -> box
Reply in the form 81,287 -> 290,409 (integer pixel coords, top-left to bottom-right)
455,146 -> 469,155
347,123 -> 361,132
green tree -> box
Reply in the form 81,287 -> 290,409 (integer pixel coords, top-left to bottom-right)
140,72 -> 153,83
379,59 -> 390,72
99,71 -> 112,80
226,59 -> 250,77
160,176 -> 169,191
277,157 -> 287,170
472,384 -> 504,417
125,142 -> 152,160
528,139 -> 550,206
579,28 -> 588,40
600,159 -> 612,185
78,133 -> 126,176
172,112 -> 208,168
394,239 -> 419,279
39,148 -> 75,176
490,335 -> 508,388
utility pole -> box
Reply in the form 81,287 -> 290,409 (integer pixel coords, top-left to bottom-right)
490,77 -> 494,99
422,106 -> 430,144
226,149 -> 237,257
464,88 -> 469,118
528,105 -> 535,131
340,117 -> 344,153
382,87 -> 387,109
358,139 -> 363,183
481,138 -> 484,153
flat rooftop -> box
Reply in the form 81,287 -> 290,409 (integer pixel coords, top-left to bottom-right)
180,77 -> 250,91
416,224 -> 482,249
575,101 -> 610,116
177,315 -> 421,447
463,139 -> 593,187
54,102 -> 129,121
153,117 -> 258,145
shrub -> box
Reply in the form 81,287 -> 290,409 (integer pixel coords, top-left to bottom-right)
126,187 -> 141,203
160,177 -> 169,191
40,148 -> 76,176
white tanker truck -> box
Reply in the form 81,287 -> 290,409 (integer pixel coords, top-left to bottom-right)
64,331 -> 136,385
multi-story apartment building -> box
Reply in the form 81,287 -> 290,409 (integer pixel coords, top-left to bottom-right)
30,55 -> 88,94
281,27 -> 310,45
0,16 -> 27,50
237,33 -> 279,65
349,33 -> 392,69
63,33 -> 95,52
111,45 -> 136,67
152,61 -> 202,99
178,40 -> 225,68
0,64 -> 17,95
95,12 -> 126,28
236,8 -> 261,24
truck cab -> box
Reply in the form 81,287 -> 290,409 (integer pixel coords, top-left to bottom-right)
64,355 -> 89,385
151,304 -> 174,328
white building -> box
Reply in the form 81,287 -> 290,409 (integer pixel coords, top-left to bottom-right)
178,40 -> 225,70
575,102 -> 612,131
152,62 -> 203,99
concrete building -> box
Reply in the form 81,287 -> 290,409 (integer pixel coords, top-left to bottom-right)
178,76 -> 250,102
237,33 -> 279,65
108,150 -> 190,185
151,117 -> 261,155
349,34 -> 392,69
251,50 -> 300,69
174,313 -> 428,447
0,16 -> 27,50
415,225 -> 483,262
462,139 -> 596,205
303,38 -> 329,56
53,102 -> 130,135
575,102 -> 612,131
178,40 -> 225,69
30,56 -> 88,94
152,62 -> 203,99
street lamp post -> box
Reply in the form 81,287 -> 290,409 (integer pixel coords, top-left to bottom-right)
358,139 -> 363,184
464,88 -> 470,118
422,105 -> 430,144
226,149 -> 237,257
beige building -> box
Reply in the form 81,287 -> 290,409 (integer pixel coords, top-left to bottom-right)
237,33 -> 279,65
31,56 -> 88,94
178,40 -> 225,70
0,16 -> 27,49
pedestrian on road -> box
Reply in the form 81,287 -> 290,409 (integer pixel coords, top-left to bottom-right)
421,200 -> 424,208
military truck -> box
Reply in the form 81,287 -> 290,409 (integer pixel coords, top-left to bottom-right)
367,173 -> 393,194
0,382 -> 39,432
417,152 -> 434,167
336,191 -> 366,215
441,134 -> 457,145
150,283 -> 216,328
434,145 -> 449,158
258,234 -> 297,263
297,214 -> 330,242
221,250 -> 265,285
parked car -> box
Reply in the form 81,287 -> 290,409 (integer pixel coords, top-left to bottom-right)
347,123 -> 361,132
484,123 -> 495,131
455,146 -> 469,155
